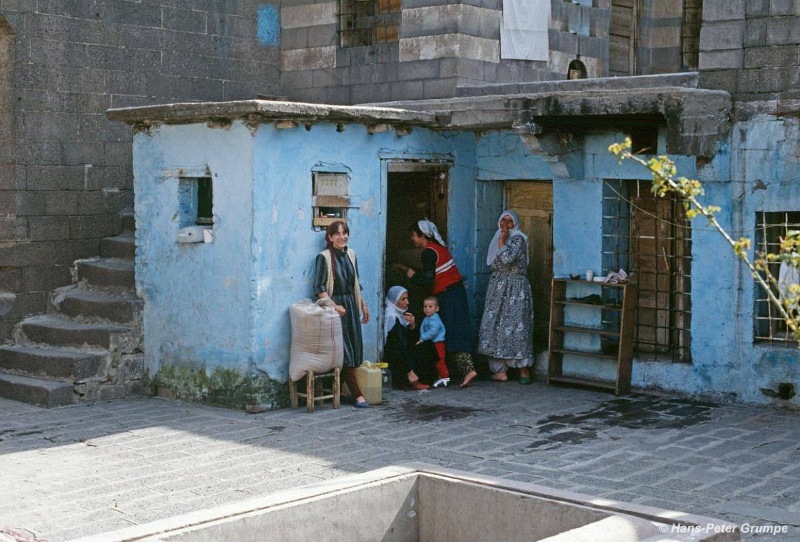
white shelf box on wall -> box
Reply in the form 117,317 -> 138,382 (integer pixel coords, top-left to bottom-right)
312,169 -> 356,230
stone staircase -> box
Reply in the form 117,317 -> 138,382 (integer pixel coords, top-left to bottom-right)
0,212 -> 144,408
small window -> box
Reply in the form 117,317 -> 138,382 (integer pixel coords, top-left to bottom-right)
312,171 -> 350,230
754,212 -> 800,345
178,177 -> 214,227
628,128 -> 659,155
682,0 -> 702,70
339,0 -> 401,48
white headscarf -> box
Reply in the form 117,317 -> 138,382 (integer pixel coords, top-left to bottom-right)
418,219 -> 445,246
384,285 -> 409,340
486,209 -> 528,266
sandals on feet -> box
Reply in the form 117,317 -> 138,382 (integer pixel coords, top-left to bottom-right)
407,380 -> 431,391
433,378 -> 450,388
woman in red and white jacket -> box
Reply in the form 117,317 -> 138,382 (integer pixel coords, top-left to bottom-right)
395,220 -> 478,388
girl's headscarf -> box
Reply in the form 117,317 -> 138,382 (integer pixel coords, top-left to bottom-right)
418,219 -> 445,246
384,285 -> 409,340
486,209 -> 528,266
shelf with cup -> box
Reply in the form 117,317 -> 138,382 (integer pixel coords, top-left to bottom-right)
547,277 -> 637,395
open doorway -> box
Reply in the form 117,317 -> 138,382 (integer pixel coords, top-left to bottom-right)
384,163 -> 449,319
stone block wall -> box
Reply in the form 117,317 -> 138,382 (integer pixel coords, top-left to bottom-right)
280,0 -> 703,104
281,0 -> 564,104
699,0 -> 800,119
0,2 -> 280,341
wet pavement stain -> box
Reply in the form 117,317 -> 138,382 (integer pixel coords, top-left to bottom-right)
525,394 -> 717,451
387,400 -> 483,423
0,429 -> 45,442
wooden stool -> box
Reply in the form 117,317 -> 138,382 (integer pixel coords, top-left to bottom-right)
289,368 -> 341,413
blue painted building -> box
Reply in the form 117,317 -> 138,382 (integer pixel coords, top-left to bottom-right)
109,79 -> 800,409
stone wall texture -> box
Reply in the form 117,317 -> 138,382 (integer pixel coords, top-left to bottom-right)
0,2 -> 281,341
699,0 -> 800,118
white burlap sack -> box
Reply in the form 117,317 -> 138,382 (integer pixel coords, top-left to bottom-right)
289,299 -> 344,382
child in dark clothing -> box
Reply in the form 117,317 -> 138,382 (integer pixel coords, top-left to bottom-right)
417,296 -> 449,388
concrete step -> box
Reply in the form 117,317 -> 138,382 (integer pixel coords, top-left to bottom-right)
55,288 -> 141,324
0,372 -> 77,408
121,211 -> 135,233
100,232 -> 135,260
20,315 -> 132,349
0,344 -> 105,382
76,259 -> 134,288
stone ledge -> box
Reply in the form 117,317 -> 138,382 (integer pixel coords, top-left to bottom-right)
106,99 -> 442,128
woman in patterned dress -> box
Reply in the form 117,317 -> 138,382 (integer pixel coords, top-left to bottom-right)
478,210 -> 534,384
313,221 -> 371,408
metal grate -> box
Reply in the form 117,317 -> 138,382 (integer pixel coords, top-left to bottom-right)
339,0 -> 401,48
603,180 -> 692,363
754,211 -> 800,345
681,0 -> 702,70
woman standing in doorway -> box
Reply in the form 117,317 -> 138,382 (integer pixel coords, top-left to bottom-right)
313,220 -> 371,408
395,220 -> 478,388
478,210 -> 534,384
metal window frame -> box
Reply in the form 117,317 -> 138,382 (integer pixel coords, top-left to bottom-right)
602,179 -> 692,363
338,0 -> 401,48
754,211 -> 800,346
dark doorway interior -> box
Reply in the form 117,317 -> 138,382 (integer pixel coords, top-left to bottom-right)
385,167 -> 449,318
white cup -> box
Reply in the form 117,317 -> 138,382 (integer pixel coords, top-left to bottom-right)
586,270 -> 594,282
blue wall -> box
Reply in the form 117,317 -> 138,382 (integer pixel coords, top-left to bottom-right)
134,123 -> 257,376
133,112 -> 800,407
474,119 -> 800,406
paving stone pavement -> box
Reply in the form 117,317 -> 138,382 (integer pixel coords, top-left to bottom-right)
1,381 -> 799,541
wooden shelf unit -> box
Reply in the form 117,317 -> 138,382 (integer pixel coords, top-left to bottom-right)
547,278 -> 637,395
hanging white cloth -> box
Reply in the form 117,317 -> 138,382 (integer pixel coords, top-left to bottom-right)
778,261 -> 800,309
501,0 -> 550,61
486,209 -> 529,266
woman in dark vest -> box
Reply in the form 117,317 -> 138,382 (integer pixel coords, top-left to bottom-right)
395,220 -> 478,388
313,220 -> 371,408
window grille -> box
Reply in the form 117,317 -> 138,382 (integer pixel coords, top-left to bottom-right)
754,212 -> 800,345
682,0 -> 702,70
339,0 -> 401,48
603,180 -> 692,362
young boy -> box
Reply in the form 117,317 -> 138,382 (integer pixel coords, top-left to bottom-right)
417,296 -> 449,388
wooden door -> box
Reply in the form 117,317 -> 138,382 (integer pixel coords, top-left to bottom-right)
630,192 -> 691,361
610,0 -> 639,76
631,196 -> 671,353
506,182 -> 554,344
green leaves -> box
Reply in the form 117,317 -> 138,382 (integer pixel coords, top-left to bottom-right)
608,139 -> 800,343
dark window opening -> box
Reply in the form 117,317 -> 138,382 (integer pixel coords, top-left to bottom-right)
339,0 -> 401,48
682,0 -> 702,70
197,178 -> 213,225
603,180 -> 692,362
628,128 -> 659,154
178,177 -> 214,227
567,58 -> 588,80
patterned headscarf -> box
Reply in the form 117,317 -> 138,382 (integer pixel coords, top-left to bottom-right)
418,219 -> 445,246
384,285 -> 409,340
486,209 -> 528,266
